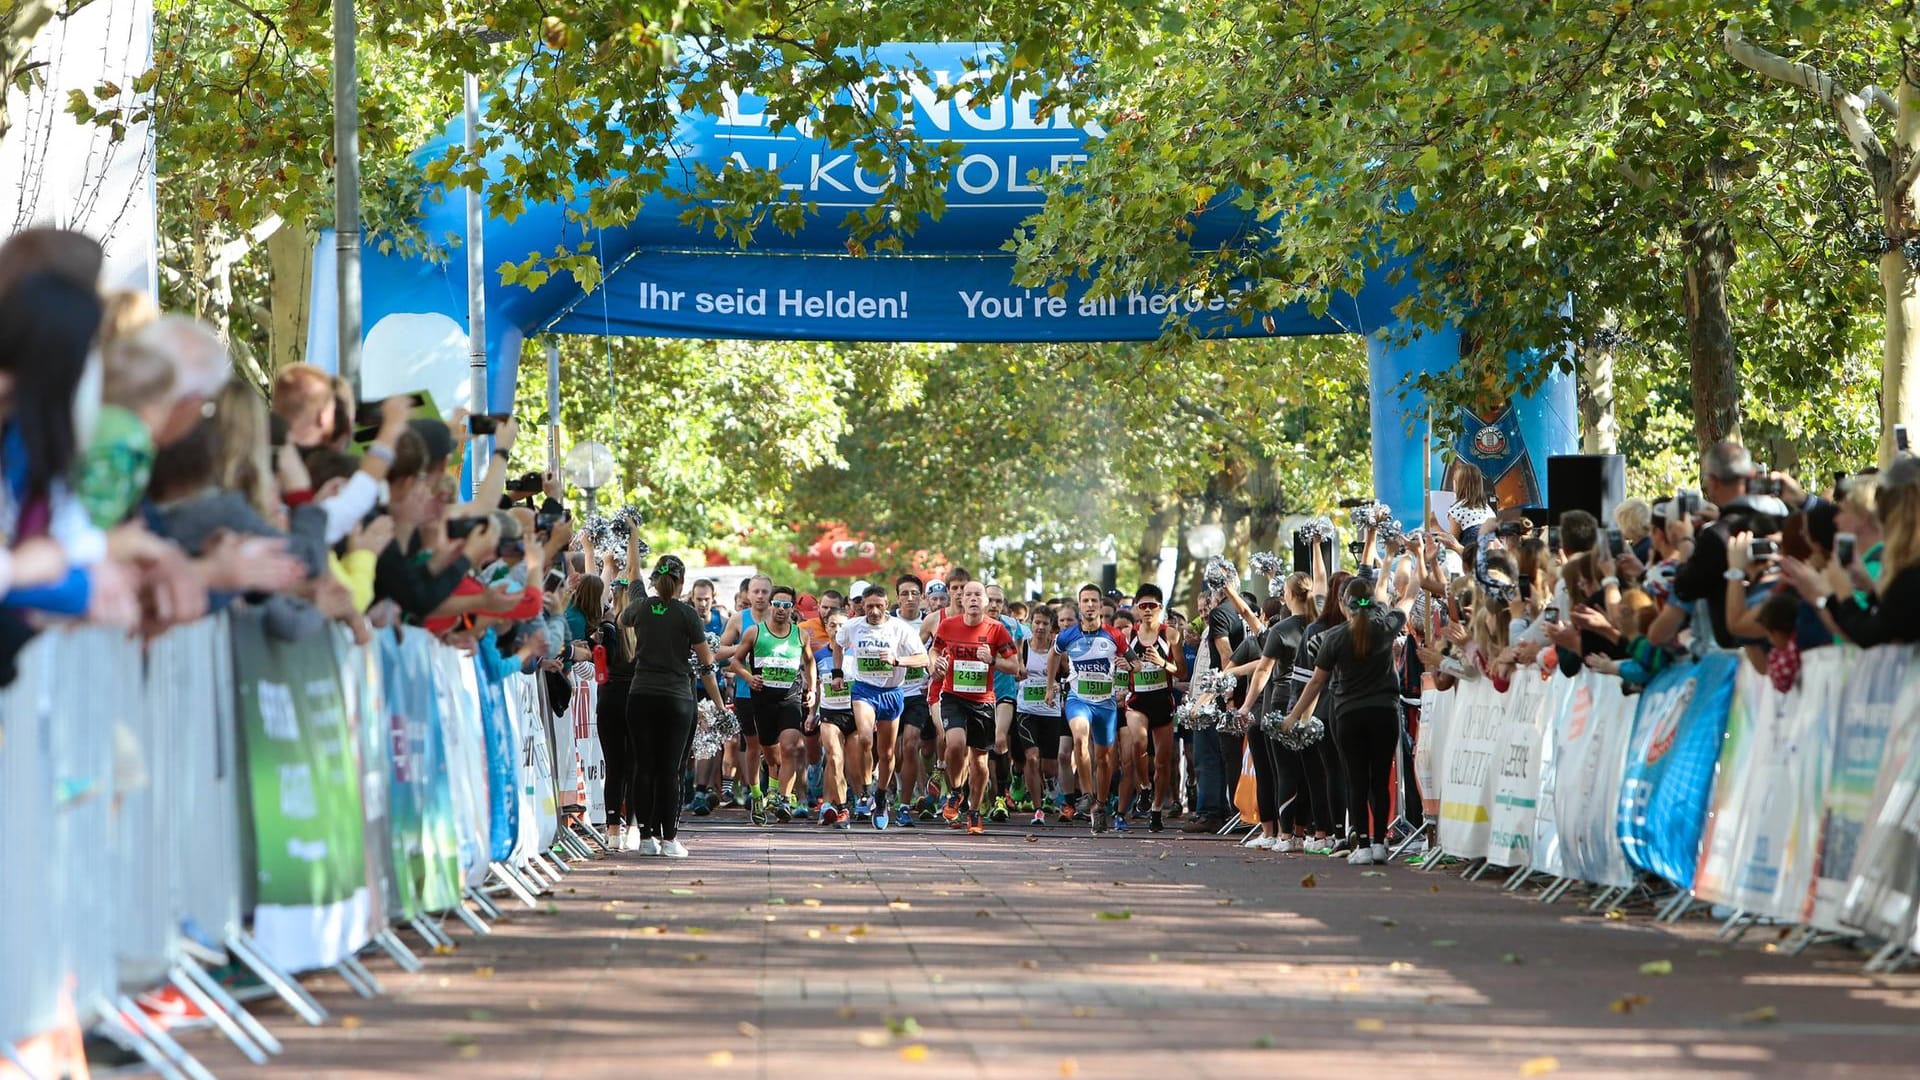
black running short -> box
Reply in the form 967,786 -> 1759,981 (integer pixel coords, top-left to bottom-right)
815,709 -> 855,735
1130,691 -> 1175,730
1010,711 -> 1050,759
941,696 -> 997,752
900,693 -> 937,741
1038,714 -> 1068,758
753,697 -> 805,743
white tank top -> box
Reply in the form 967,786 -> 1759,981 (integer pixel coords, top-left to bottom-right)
1016,641 -> 1060,716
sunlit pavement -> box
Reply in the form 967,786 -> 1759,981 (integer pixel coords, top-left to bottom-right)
191,819 -> 1920,1078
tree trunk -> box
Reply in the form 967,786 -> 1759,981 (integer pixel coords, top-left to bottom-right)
267,222 -> 313,372
1879,249 -> 1920,465
1578,324 -> 1618,455
1682,218 -> 1741,453
1135,499 -> 1177,590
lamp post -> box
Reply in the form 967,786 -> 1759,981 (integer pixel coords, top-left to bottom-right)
564,440 -> 615,519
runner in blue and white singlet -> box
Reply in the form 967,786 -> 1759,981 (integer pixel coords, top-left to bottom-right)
1048,583 -> 1136,833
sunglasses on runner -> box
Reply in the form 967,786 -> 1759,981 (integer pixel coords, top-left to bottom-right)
770,600 -> 795,610
1134,601 -> 1161,612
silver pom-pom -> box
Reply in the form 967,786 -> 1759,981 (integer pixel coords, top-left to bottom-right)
1250,550 -> 1285,578
1175,695 -> 1223,732
1299,516 -> 1335,544
1203,555 -> 1239,592
581,513 -> 614,550
1273,715 -> 1325,751
690,699 -> 741,758
1194,669 -> 1237,700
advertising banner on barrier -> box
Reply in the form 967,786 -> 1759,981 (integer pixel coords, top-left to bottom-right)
511,675 -> 560,861
1488,674 -> 1560,868
1549,670 -> 1637,888
1413,683 -> 1448,826
433,649 -> 494,887
1813,646 -> 1919,931
569,663 -> 608,825
1694,650 -> 1843,920
381,630 -> 465,917
1837,670 -> 1920,944
1618,654 -> 1738,889
1530,674 -> 1576,879
474,653 -> 522,864
334,632 -> 394,937
231,613 -> 371,973
1438,677 -> 1506,860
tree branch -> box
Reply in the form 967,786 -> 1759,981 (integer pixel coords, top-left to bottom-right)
1724,22 -> 1891,176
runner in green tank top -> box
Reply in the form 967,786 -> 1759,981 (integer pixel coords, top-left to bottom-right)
727,586 -> 815,821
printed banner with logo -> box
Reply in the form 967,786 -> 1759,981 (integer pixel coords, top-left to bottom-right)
1548,670 -> 1638,888
334,631 -> 394,938
1437,677 -> 1504,860
1487,673 -> 1563,868
1413,683 -> 1449,828
432,649 -> 494,887
1837,665 -> 1920,945
1814,646 -> 1920,931
1693,649 -> 1843,920
1529,674 -> 1576,879
569,663 -> 608,825
1617,654 -> 1739,889
230,612 -> 371,973
474,650 -> 522,864
377,629 -> 464,919
511,675 -> 561,862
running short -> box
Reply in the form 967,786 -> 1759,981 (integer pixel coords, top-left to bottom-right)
816,709 -> 855,735
1129,691 -> 1175,730
753,698 -> 805,743
941,696 -> 997,752
996,693 -> 1017,709
1009,711 -> 1046,759
900,694 -> 936,741
1038,714 -> 1067,759
1066,697 -> 1121,747
851,680 -> 904,722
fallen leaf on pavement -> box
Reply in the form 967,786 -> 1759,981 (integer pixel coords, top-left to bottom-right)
1638,959 -> 1673,976
466,1009 -> 493,1022
1071,1006 -> 1094,1018
1059,1058 -> 1080,1076
1361,870 -> 1387,877
837,1006 -> 857,1020
670,888 -> 696,896
707,1050 -> 734,1067
899,1044 -> 929,1062
855,1031 -> 890,1048
685,927 -> 710,935
1020,959 -> 1040,969
803,898 -> 822,907
1609,993 -> 1650,1014
806,929 -> 823,939
976,909 -> 993,918
1732,1005 -> 1778,1025
1502,953 -> 1524,965
615,913 -> 638,921
682,952 -> 707,962
1371,916 -> 1399,928
341,1015 -> 361,1030
473,966 -> 495,978
889,900 -> 912,910
886,1015 -> 923,1036
1430,939 -> 1458,948
737,1021 -> 762,1039
1301,874 -> 1318,888
1429,884 -> 1440,893
1353,1018 -> 1386,1033
1388,961 -> 1415,972
1095,909 -> 1132,920
1251,1033 -> 1276,1049
1519,1056 -> 1560,1076
1603,909 -> 1625,921
1026,835 -> 1039,843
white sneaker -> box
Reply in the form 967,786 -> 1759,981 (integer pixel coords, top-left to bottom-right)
1347,846 -> 1377,865
637,836 -> 662,856
1370,843 -> 1389,863
621,825 -> 641,852
1247,836 -> 1277,850
660,839 -> 690,858
1274,837 -> 1300,853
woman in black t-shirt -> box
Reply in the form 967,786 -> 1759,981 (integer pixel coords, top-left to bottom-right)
618,555 -> 727,857
1284,574 -> 1417,866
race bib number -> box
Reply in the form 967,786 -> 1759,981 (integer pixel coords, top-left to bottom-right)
1019,678 -> 1050,704
855,645 -> 892,675
1132,666 -> 1168,692
821,686 -> 852,711
760,662 -> 798,689
1072,672 -> 1114,701
952,659 -> 990,694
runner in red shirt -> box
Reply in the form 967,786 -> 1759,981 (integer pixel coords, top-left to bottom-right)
929,580 -> 1023,834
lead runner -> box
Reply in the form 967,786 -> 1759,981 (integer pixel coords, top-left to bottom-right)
928,581 -> 1024,835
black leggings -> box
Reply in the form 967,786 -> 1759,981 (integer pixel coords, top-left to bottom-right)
1334,705 -> 1398,844
1248,728 -> 1281,824
598,686 -> 633,826
627,692 -> 698,841
1301,737 -> 1340,834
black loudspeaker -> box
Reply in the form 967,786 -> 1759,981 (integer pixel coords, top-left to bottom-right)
1547,454 -> 1626,525
1099,562 -> 1117,596
1291,530 -> 1335,574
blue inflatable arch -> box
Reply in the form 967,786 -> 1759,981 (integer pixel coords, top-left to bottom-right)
330,42 -> 1575,515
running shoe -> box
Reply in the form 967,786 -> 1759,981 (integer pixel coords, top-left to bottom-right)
1113,813 -> 1130,833
988,797 -> 1009,824
772,795 -> 794,824
638,836 -> 662,856
948,806 -> 968,830
1090,804 -> 1109,834
1031,809 -> 1046,826
967,810 -> 985,835
941,795 -> 962,822
1304,837 -> 1334,855
874,803 -> 891,831
1370,843 -> 1389,863
1058,801 -> 1077,822
1346,846 -> 1376,865
818,802 -> 837,826
1165,803 -> 1184,820
136,987 -> 210,1032
854,795 -> 874,819
1148,809 -> 1163,833
691,791 -> 713,816
662,839 -> 690,858
918,804 -> 937,822
748,793 -> 768,827
896,810 -> 916,829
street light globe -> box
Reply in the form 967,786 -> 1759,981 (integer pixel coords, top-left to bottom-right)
1185,523 -> 1226,559
564,440 -> 616,491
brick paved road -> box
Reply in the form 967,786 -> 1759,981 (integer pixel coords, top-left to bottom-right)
191,820 -> 1920,1078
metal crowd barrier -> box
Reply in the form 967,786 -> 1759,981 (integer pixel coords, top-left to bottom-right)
0,614 -> 609,1079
